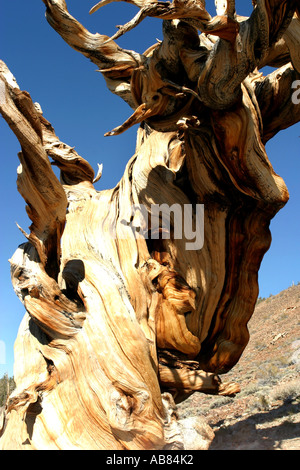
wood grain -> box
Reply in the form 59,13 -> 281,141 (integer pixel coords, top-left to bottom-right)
0,0 -> 299,450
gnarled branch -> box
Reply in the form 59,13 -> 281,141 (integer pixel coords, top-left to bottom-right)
0,61 -> 67,278
43,0 -> 143,106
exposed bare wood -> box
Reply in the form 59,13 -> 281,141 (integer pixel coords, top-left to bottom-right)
91,0 -> 240,45
0,61 -> 67,279
42,0 -> 143,107
0,0 -> 299,450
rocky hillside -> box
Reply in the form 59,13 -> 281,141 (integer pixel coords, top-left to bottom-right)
178,284 -> 300,450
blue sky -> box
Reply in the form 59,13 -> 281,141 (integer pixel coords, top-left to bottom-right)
0,1 -> 299,377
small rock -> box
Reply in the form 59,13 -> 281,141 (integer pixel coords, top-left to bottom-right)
291,348 -> 300,365
179,416 -> 215,450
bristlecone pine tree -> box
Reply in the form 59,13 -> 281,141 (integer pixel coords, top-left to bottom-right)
0,0 -> 299,450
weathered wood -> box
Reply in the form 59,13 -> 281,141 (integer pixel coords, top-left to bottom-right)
0,0 -> 299,450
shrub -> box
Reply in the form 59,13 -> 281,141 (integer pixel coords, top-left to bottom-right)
270,381 -> 300,404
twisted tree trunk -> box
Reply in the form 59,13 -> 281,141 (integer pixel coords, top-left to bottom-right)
0,0 -> 299,450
